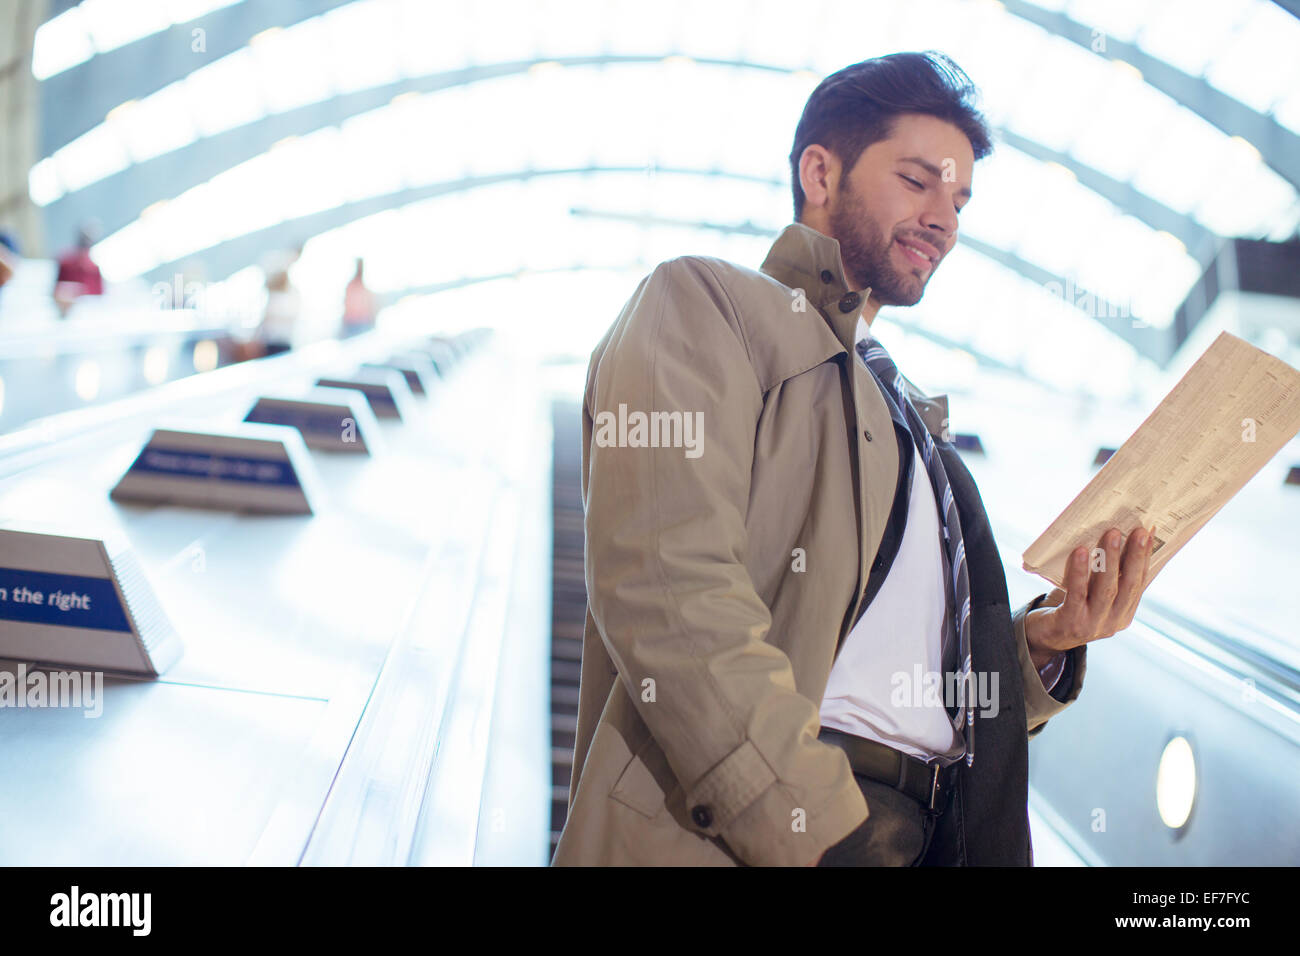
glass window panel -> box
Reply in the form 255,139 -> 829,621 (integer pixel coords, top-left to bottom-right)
923,7 -> 1042,133
32,7 -> 95,79
604,0 -> 680,56
252,16 -> 334,113
78,0 -> 171,55
1203,1 -> 1300,114
92,220 -> 159,282
184,49 -> 267,136
112,83 -> 198,163
323,0 -> 402,94
1129,105 -> 1227,214
1004,35 -> 1109,154
28,158 -> 64,207
1133,0 -> 1253,77
738,0 -> 821,69
339,108 -> 408,197
534,0 -> 604,58
406,87 -> 473,185
53,124 -> 130,192
469,0 -> 537,63
1066,61 -> 1175,183
395,0 -> 471,76
1191,146 -> 1297,237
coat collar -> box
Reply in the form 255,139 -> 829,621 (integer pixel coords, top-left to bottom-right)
760,222 -> 950,440
760,223 -> 875,349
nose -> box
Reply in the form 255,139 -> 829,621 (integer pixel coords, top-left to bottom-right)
919,193 -> 958,244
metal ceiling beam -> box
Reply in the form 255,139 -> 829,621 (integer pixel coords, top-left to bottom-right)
1004,0 -> 1300,192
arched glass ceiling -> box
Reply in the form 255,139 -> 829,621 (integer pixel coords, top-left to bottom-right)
29,0 -> 1300,388
31,0 -> 1300,216
87,62 -> 1205,325
31,0 -> 1300,134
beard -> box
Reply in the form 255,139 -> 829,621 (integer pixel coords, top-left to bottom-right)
827,179 -> 932,307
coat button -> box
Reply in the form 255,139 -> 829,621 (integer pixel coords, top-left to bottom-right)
690,805 -> 714,829
838,292 -> 860,313
863,428 -> 872,442
820,269 -> 834,283
872,553 -> 884,571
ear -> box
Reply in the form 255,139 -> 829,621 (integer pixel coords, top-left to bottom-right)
798,144 -> 838,214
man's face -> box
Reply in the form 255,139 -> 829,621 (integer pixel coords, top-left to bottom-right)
826,113 -> 974,306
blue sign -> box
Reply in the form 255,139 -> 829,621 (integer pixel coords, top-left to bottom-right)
126,448 -> 302,487
0,566 -> 133,632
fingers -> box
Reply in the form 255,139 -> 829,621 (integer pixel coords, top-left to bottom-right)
1085,527 -> 1123,618
1061,543 -> 1091,621
1059,526 -> 1155,647
1116,526 -> 1149,601
1112,526 -> 1149,624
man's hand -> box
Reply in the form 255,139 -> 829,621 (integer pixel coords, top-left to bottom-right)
1024,525 -> 1155,670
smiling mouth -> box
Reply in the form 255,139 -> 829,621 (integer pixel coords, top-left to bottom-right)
896,239 -> 936,270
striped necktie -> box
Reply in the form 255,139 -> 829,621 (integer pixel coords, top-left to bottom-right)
856,335 -> 976,767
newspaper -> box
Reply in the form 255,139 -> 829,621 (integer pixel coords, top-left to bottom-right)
1022,331 -> 1300,588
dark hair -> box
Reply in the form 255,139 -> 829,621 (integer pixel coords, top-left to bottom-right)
789,51 -> 993,220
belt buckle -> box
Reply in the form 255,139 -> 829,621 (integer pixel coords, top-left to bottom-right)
927,762 -> 943,812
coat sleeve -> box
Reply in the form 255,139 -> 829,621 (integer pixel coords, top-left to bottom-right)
581,256 -> 867,866
1013,593 -> 1087,739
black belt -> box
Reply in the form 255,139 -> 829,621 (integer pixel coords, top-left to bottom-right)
818,727 -> 955,814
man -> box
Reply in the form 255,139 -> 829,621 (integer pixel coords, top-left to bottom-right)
553,52 -> 1154,867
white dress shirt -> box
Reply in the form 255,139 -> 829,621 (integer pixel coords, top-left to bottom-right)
819,429 -> 1066,768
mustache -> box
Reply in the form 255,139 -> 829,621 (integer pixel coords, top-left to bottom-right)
893,232 -> 947,259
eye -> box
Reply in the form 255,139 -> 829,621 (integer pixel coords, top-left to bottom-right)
900,175 -> 923,189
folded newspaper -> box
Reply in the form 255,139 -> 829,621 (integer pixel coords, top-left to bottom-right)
1023,331 -> 1300,588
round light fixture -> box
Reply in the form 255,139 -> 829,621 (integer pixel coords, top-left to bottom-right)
1156,734 -> 1196,830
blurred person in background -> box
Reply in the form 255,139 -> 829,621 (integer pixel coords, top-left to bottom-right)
0,229 -> 19,294
340,257 -> 377,337
53,222 -> 104,316
254,246 -> 302,357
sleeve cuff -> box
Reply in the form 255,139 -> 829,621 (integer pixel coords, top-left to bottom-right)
1013,593 -> 1087,739
685,737 -> 868,866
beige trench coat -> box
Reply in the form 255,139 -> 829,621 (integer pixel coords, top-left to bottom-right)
553,223 -> 1085,866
